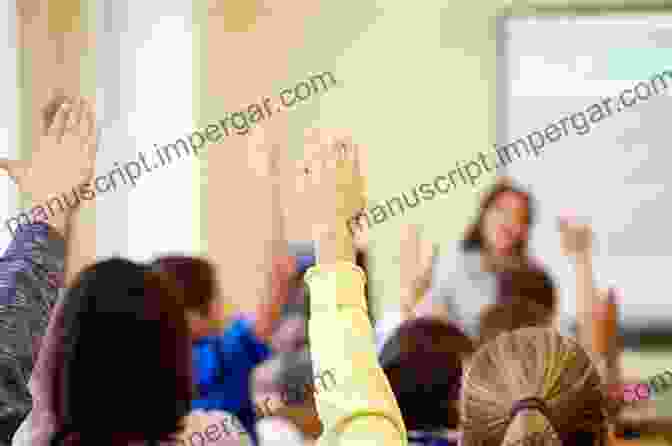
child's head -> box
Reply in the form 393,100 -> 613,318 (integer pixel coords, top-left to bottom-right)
462,327 -> 607,446
53,258 -> 193,444
478,295 -> 554,347
499,267 -> 557,313
151,255 -> 223,338
380,318 -> 474,431
478,267 -> 557,346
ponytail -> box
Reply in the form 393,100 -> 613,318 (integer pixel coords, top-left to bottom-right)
502,399 -> 559,446
461,328 -> 606,446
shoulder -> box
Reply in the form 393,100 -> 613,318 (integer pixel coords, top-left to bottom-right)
208,316 -> 257,345
433,245 -> 479,276
217,315 -> 272,357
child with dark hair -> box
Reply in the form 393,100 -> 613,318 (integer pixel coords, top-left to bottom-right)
49,258 -> 195,446
379,318 -> 473,446
151,253 -> 297,445
478,266 -> 561,347
148,128 -> 315,446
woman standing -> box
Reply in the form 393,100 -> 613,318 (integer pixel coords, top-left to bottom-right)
415,179 -> 598,351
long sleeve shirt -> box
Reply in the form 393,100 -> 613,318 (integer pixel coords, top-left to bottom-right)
305,262 -> 407,446
0,223 -> 64,445
191,317 -> 272,445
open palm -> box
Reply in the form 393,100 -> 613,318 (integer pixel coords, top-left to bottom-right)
0,97 -> 97,208
302,129 -> 366,229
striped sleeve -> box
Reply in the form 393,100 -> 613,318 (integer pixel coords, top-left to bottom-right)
0,223 -> 65,444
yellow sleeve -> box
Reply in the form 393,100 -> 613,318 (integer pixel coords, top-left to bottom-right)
304,262 -> 407,446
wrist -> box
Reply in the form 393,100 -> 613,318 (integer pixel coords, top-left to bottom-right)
29,193 -> 77,230
569,250 -> 592,265
400,302 -> 416,318
34,210 -> 70,238
313,224 -> 355,265
47,218 -> 69,238
304,262 -> 366,311
400,285 -> 417,305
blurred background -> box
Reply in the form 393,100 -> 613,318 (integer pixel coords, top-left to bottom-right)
1,0 -> 672,444
499,12 -> 672,435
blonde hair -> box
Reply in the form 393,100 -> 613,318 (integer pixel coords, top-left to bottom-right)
462,327 -> 607,446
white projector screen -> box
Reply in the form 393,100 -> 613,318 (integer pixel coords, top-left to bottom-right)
500,15 -> 672,329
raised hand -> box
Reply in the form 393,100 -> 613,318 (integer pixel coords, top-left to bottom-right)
399,224 -> 434,314
558,215 -> 593,258
246,124 -> 282,181
244,125 -> 293,342
300,129 -> 366,264
301,129 -> 366,235
0,97 -> 97,224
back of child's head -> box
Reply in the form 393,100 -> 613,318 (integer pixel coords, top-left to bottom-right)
462,327 -> 607,446
498,267 -> 557,313
479,266 -> 558,347
380,317 -> 474,431
151,255 -> 218,317
52,258 -> 193,445
478,295 -> 554,347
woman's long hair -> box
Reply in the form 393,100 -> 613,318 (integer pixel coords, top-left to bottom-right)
461,180 -> 535,261
50,258 -> 193,445
462,327 -> 607,446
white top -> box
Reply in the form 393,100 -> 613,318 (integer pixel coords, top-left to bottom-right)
413,247 -> 575,340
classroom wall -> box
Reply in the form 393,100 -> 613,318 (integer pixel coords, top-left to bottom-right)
8,0 -> 671,317
195,0 -> 501,318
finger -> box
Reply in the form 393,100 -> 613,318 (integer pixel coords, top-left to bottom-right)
310,145 -> 326,188
86,101 -> 97,142
47,100 -> 71,139
42,95 -> 67,135
327,131 -> 347,162
336,139 -> 347,162
321,132 -> 338,169
247,125 -> 272,175
65,97 -> 83,131
270,142 -> 284,176
352,142 -> 363,178
302,127 -> 322,163
336,133 -> 354,162
0,159 -> 21,183
322,134 -> 337,170
344,136 -> 357,164
0,158 -> 15,171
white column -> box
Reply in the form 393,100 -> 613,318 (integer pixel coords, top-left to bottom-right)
0,1 -> 18,252
97,0 -> 196,262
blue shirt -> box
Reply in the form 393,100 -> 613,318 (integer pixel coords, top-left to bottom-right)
191,317 -> 272,445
